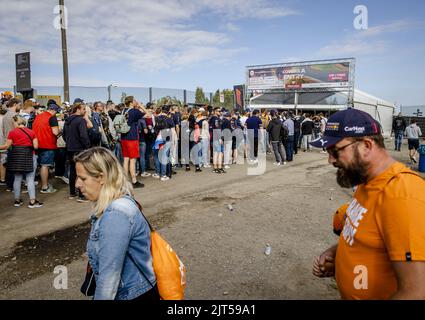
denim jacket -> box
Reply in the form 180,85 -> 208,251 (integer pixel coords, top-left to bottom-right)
87,195 -> 156,300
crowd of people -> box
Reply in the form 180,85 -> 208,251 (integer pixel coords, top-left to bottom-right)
0,90 -> 334,209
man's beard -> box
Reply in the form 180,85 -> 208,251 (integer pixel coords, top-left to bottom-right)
334,148 -> 369,188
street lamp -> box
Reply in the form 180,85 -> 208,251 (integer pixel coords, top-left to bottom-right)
107,84 -> 117,101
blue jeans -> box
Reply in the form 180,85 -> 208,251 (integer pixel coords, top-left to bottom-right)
395,130 -> 403,151
138,141 -> 147,173
14,155 -> 37,200
154,142 -> 170,177
145,140 -> 153,170
285,136 -> 295,161
114,141 -> 123,164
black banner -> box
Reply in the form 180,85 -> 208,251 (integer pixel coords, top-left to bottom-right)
16,52 -> 31,91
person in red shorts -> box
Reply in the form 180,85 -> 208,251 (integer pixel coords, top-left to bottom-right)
120,96 -> 145,188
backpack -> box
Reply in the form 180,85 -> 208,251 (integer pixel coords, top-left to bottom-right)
113,110 -> 131,134
154,116 -> 169,136
88,127 -> 102,147
193,121 -> 201,143
134,200 -> 186,300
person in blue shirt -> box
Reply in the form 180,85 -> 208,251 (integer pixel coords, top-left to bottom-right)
120,97 -> 146,188
75,147 -> 159,301
245,109 -> 263,163
209,107 -> 225,173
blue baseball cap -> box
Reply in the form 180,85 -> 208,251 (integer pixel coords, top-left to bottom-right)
310,108 -> 381,149
48,103 -> 62,113
73,98 -> 84,104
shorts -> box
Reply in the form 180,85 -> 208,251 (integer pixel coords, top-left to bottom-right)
213,140 -> 224,153
38,149 -> 55,167
121,140 -> 140,159
408,139 -> 420,150
0,152 -> 6,165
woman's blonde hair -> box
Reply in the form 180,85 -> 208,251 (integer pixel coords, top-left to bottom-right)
74,147 -> 133,217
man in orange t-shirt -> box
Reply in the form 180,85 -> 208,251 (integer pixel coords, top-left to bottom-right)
311,108 -> 425,300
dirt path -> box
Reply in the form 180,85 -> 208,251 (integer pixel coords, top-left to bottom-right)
0,142 -> 422,300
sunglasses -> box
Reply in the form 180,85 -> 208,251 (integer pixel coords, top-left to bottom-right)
327,140 -> 361,159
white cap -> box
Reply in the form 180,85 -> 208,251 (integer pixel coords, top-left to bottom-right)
199,107 -> 205,112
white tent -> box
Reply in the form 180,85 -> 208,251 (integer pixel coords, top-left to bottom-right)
248,89 -> 395,136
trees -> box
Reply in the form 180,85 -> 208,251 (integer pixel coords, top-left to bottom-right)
156,96 -> 183,107
195,87 -> 210,105
212,89 -> 234,109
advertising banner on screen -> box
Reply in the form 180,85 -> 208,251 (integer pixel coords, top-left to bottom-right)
247,61 -> 350,90
15,52 -> 31,91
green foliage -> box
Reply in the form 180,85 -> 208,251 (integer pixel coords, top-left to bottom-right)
155,96 -> 183,107
212,89 -> 234,109
195,87 -> 210,104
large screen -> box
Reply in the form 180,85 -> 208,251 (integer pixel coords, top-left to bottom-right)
247,60 -> 351,90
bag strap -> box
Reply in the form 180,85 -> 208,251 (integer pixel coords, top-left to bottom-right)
126,251 -> 155,290
19,128 -> 33,145
126,197 -> 157,291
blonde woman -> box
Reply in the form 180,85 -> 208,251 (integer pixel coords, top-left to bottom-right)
75,147 -> 159,301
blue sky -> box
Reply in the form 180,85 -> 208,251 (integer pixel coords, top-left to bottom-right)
0,0 -> 424,105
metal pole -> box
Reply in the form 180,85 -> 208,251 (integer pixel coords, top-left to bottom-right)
149,87 -> 153,103
294,91 -> 299,115
108,85 -> 111,101
59,0 -> 70,102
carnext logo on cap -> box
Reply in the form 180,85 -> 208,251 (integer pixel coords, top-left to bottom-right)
344,126 -> 365,134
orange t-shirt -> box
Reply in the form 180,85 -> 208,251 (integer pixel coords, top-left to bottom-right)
335,162 -> 425,300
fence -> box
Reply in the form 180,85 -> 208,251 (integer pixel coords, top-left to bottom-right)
0,86 -> 213,105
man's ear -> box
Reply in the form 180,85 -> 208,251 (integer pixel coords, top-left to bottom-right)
361,138 -> 374,155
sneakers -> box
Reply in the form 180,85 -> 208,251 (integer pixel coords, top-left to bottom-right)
224,165 -> 230,169
152,173 -> 160,179
132,181 -> 145,188
140,172 -> 151,177
69,195 -> 77,200
14,199 -> 24,207
160,176 -> 170,181
203,164 -> 211,168
273,162 -> 281,166
28,200 -> 43,209
0,180 -> 6,186
56,176 -> 69,184
320,150 -> 327,154
77,196 -> 89,203
218,168 -> 227,174
40,186 -> 57,194
195,167 -> 202,173
185,166 -> 191,171
410,155 -> 417,164
212,169 -> 221,174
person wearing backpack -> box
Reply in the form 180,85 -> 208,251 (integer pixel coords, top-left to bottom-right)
153,107 -> 172,181
119,96 -> 145,188
75,147 -> 160,301
311,108 -> 425,300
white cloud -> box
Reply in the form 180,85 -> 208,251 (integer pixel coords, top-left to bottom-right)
0,0 -> 298,86
317,19 -> 421,58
